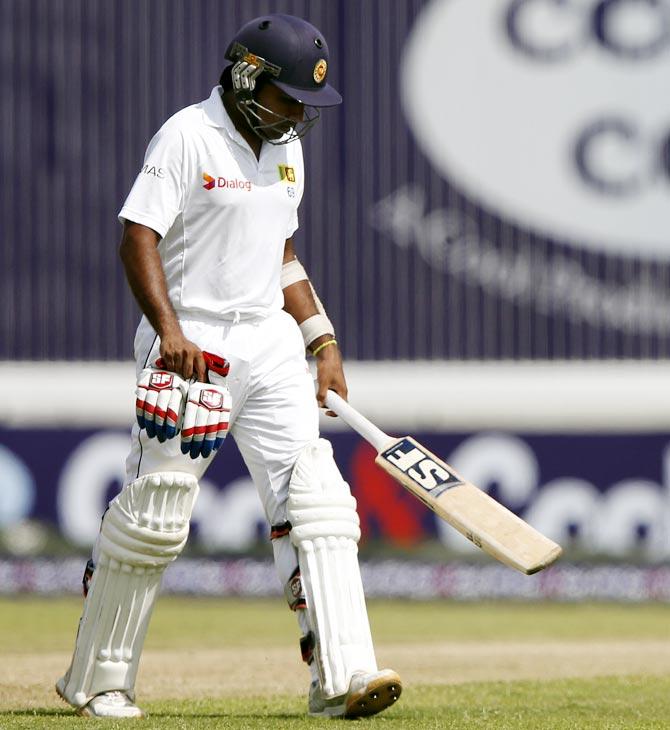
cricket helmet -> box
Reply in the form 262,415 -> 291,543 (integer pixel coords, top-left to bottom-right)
223,14 -> 341,143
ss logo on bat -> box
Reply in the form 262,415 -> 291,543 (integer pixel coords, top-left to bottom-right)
382,439 -> 461,494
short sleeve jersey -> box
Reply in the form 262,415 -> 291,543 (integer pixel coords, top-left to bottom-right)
119,86 -> 305,319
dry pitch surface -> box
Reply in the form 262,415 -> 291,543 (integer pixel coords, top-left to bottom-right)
1,597 -> 670,728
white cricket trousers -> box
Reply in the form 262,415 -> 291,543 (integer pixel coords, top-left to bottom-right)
126,308 -> 319,529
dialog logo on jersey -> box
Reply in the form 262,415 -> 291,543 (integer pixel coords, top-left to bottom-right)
202,172 -> 252,192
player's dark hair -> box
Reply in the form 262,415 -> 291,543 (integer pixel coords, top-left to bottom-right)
219,65 -> 233,91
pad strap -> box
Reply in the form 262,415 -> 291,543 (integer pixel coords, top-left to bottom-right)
300,631 -> 316,665
270,521 -> 292,540
284,566 -> 307,611
271,525 -> 307,610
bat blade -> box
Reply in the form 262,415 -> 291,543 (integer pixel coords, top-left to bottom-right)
322,390 -> 562,575
377,436 -> 562,574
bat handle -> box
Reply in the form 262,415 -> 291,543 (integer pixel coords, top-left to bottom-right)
324,390 -> 392,452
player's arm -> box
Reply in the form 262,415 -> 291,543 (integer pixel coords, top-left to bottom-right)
281,238 -> 347,411
119,220 -> 206,381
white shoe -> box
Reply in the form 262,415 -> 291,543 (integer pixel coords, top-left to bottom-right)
80,691 -> 145,718
56,677 -> 145,718
308,668 -> 402,718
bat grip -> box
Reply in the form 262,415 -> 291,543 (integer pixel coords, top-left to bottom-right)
324,390 -> 392,452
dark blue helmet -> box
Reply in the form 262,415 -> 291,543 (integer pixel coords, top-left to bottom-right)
225,14 -> 342,108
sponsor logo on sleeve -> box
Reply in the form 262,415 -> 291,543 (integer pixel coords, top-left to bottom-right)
141,164 -> 165,179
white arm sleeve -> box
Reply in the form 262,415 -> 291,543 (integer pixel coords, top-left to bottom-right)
118,125 -> 186,238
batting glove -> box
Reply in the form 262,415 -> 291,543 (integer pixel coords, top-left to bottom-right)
180,382 -> 232,459
135,368 -> 189,442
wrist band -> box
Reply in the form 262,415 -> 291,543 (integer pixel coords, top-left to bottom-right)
311,339 -> 338,357
299,313 -> 334,348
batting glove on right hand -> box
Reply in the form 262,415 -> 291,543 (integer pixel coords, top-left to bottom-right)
135,368 -> 189,442
180,382 -> 232,459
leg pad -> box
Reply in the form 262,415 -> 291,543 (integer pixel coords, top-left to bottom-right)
288,439 -> 377,698
58,472 -> 199,708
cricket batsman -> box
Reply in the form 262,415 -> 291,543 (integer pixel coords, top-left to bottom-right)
56,13 -> 402,719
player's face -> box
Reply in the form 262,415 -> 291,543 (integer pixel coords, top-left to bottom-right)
254,82 -> 305,139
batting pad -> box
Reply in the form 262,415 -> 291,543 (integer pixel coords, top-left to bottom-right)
288,439 -> 377,697
58,472 -> 199,708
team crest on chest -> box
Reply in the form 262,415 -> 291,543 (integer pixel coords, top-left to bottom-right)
278,165 -> 296,183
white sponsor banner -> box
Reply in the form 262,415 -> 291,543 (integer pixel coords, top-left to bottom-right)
402,0 -> 670,259
2,360 -> 670,430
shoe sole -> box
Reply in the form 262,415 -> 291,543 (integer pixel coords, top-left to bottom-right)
344,671 -> 402,718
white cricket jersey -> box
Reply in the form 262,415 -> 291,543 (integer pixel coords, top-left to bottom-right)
119,86 -> 305,319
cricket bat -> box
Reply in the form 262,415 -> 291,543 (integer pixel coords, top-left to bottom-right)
324,390 -> 562,575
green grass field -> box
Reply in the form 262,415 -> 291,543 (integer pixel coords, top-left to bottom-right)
1,597 -> 670,728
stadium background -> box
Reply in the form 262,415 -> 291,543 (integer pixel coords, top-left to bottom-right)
1,0 -> 669,600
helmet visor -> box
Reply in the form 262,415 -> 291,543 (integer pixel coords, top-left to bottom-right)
273,79 -> 342,107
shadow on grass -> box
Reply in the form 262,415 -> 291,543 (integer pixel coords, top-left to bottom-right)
2,707 -> 307,721
2,709 -> 73,717
147,711 -> 305,720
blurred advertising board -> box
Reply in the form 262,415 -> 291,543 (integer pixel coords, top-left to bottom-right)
2,427 -> 669,562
